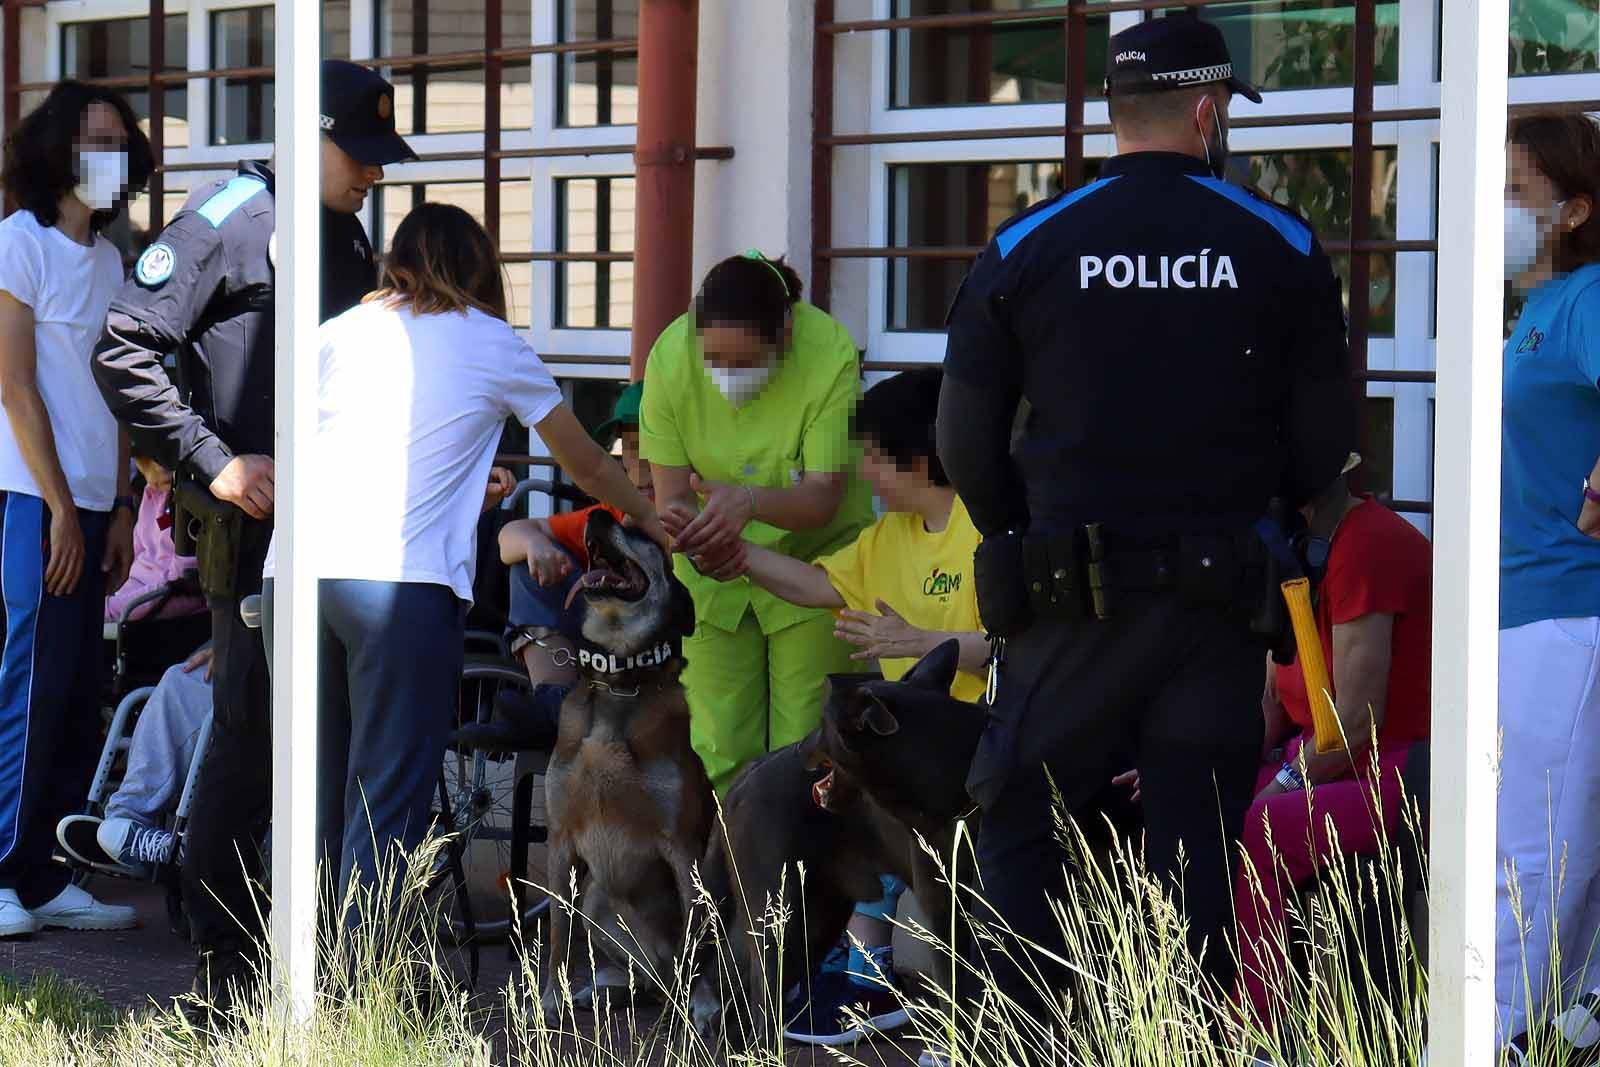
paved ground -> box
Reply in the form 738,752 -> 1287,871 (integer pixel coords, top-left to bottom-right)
0,877 -> 928,1067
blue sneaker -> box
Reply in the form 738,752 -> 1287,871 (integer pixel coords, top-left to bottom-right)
783,969 -> 910,1047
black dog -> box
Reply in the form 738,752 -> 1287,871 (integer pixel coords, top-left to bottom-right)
691,641 -> 985,1043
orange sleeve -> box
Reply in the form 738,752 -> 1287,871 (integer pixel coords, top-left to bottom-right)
544,504 -> 626,560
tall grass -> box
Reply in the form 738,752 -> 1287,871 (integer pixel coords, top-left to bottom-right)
0,777 -> 1507,1067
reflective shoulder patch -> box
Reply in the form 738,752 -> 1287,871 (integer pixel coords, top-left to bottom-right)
196,175 -> 268,229
995,177 -> 1122,260
134,242 -> 177,287
1185,176 -> 1313,256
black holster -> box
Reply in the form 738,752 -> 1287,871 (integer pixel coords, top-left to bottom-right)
173,477 -> 244,601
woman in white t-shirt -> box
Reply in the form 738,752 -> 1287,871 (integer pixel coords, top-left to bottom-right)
0,81 -> 153,939
306,202 -> 663,913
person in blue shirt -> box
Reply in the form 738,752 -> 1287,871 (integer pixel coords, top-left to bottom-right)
1497,112 -> 1600,1058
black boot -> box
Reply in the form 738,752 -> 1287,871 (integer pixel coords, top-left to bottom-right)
451,683 -> 566,753
176,942 -> 261,1033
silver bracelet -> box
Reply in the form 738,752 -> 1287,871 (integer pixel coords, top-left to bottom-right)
745,484 -> 757,517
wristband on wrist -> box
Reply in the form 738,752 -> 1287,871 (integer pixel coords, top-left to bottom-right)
1273,762 -> 1305,792
744,484 -> 758,518
113,495 -> 136,515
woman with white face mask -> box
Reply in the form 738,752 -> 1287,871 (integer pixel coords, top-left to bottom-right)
0,81 -> 152,937
640,251 -> 874,794
1496,113 -> 1600,1059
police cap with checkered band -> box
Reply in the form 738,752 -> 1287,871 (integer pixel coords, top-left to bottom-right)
1103,14 -> 1262,104
321,59 -> 418,166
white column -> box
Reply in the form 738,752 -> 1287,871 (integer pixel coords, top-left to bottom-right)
691,0 -> 814,284
270,0 -> 322,1022
1429,0 -> 1506,1060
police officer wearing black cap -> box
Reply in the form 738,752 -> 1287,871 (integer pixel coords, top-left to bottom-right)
92,59 -> 415,1020
937,13 -> 1355,1014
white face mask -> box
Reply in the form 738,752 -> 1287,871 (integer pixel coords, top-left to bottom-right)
1505,197 -> 1565,281
75,149 -> 129,212
707,363 -> 774,407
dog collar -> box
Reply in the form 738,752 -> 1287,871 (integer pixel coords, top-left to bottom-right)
573,637 -> 680,676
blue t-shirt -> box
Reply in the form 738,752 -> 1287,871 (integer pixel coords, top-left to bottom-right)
1501,263 -> 1600,629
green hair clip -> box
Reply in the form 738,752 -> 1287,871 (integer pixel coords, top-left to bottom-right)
742,248 -> 792,298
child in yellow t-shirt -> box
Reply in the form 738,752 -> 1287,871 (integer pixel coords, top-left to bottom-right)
726,368 -> 987,703
710,368 -> 986,1045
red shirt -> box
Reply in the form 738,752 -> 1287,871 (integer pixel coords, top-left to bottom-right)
1275,498 -> 1433,746
545,504 -> 625,568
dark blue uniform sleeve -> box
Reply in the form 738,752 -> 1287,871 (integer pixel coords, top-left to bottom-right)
938,244 -> 1032,536
94,213 -> 235,483
1280,241 -> 1358,507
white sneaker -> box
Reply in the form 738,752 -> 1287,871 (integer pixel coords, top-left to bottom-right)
0,889 -> 39,938
30,883 -> 136,931
97,817 -> 175,877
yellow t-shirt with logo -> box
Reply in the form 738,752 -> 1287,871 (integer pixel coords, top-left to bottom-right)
818,495 -> 986,703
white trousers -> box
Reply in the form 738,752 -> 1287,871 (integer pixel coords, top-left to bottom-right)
1497,616 -> 1600,1043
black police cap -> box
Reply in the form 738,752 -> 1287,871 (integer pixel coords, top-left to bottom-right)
321,60 -> 418,167
1103,14 -> 1262,104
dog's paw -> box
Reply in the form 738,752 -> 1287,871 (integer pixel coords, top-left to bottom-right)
689,981 -> 722,1045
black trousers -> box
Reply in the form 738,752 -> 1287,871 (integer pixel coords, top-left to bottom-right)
181,519 -> 272,954
969,594 -> 1263,1019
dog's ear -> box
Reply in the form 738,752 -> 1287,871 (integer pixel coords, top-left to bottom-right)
850,692 -> 900,737
901,639 -> 960,694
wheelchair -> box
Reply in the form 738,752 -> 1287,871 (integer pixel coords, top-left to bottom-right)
57,574 -> 212,934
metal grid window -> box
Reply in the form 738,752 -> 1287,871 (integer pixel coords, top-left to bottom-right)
3,1 -> 641,391
813,0 -> 1600,523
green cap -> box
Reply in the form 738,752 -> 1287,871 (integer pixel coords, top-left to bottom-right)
594,380 -> 643,442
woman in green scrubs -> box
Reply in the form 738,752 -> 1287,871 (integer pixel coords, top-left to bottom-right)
641,251 -> 873,794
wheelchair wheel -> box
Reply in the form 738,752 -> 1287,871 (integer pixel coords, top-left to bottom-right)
440,659 -> 548,943
423,775 -> 480,994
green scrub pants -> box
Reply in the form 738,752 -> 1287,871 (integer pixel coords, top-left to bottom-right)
683,607 -> 857,796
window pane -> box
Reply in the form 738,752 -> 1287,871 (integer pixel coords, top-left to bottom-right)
324,1 -> 353,59
888,160 -> 1086,330
1240,148 -> 1398,335
1158,1 -> 1399,91
556,176 -> 635,329
61,16 -> 190,149
212,8 -> 275,146
890,1 -> 1106,109
1510,0 -> 1599,75
377,1 -> 531,134
559,0 -> 640,127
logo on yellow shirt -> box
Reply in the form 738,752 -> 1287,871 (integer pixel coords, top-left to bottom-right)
923,566 -> 962,600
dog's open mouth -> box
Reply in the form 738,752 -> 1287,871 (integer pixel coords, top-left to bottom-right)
580,533 -> 649,602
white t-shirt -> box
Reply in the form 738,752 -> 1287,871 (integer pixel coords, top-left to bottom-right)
294,301 -> 563,602
0,211 -> 124,511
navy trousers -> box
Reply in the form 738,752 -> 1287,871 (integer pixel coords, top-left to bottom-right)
317,579 -> 465,918
0,494 -> 108,907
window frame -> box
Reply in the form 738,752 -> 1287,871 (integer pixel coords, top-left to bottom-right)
816,0 -> 1600,524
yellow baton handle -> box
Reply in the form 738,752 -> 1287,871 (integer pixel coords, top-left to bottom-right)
1280,577 -> 1343,754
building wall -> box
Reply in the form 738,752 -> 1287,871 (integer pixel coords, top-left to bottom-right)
10,0 -> 1600,528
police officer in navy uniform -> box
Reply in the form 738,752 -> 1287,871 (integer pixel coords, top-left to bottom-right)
938,14 -> 1355,1015
92,60 -> 415,1020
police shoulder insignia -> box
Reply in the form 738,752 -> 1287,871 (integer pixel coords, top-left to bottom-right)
134,242 -> 177,287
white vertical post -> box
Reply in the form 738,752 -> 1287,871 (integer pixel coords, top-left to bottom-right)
1429,0 -> 1506,1060
270,0 -> 322,1023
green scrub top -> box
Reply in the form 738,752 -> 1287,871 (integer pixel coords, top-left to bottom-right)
640,301 -> 874,635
